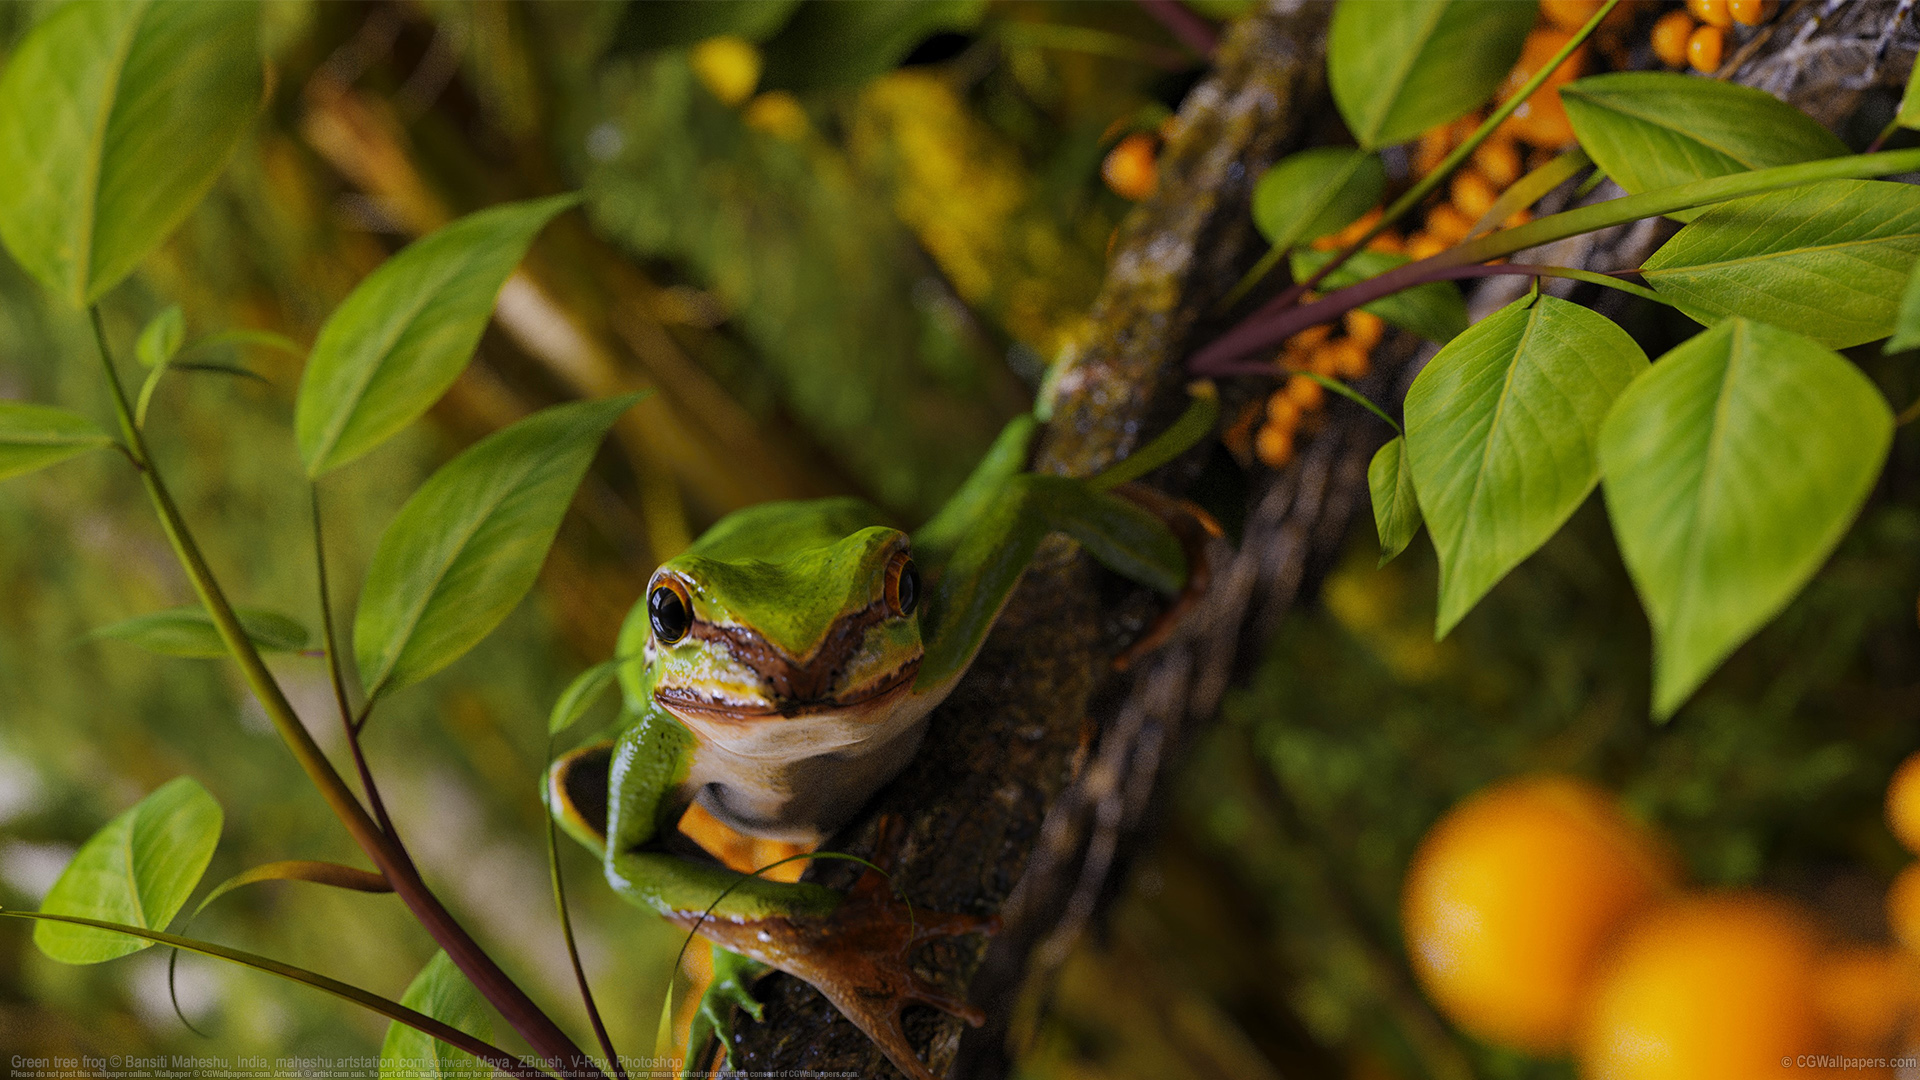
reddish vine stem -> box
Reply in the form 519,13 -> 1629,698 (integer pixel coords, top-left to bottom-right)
88,308 -> 602,1078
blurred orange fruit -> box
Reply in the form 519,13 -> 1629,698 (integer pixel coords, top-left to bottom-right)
1728,0 -> 1774,24
1889,862 -> 1920,953
1401,775 -> 1677,1053
1887,751 -> 1920,855
1579,893 -> 1826,1080
1102,133 -> 1159,201
1814,945 -> 1919,1054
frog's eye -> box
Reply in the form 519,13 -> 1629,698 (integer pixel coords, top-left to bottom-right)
648,578 -> 693,644
884,551 -> 918,618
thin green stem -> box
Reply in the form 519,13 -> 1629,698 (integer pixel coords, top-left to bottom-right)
0,910 -> 549,1080
312,486 -> 401,842
1192,147 -> 1920,373
87,308 -> 600,1076
545,744 -> 625,1080
1226,0 -> 1618,312
1299,374 -> 1401,435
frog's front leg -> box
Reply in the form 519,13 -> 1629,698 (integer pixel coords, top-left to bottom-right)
547,713 -> 993,1080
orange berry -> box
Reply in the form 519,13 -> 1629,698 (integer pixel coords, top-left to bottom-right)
1401,775 -> 1678,1053
1329,339 -> 1373,379
1890,752 -> 1920,856
1651,11 -> 1697,67
1541,0 -> 1605,31
1407,233 -> 1448,260
1414,129 -> 1452,176
1688,24 -> 1725,72
1579,893 -> 1827,1080
1309,345 -> 1344,378
1501,30 -> 1587,148
1501,206 -> 1533,230
1815,946 -> 1920,1054
1471,138 -> 1522,188
1728,0 -> 1774,23
1264,392 -> 1300,428
1425,204 -> 1472,244
1688,0 -> 1734,28
743,91 -> 808,140
1891,862 -> 1920,953
1255,423 -> 1295,468
1451,171 -> 1498,222
1367,230 -> 1405,255
1344,309 -> 1385,349
1600,0 -> 1638,29
1284,373 -> 1325,411
1102,133 -> 1159,201
1286,323 -> 1332,351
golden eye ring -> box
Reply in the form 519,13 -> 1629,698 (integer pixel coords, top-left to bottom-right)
884,550 -> 919,618
648,575 -> 693,644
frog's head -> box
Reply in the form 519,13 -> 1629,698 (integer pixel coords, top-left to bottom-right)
626,517 -> 927,759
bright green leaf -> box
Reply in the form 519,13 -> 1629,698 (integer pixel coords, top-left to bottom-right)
0,0 -> 262,305
34,777 -> 222,964
185,328 -> 305,360
1561,73 -> 1848,222
1406,295 -> 1647,636
1889,261 -> 1920,354
1369,436 -> 1422,566
1291,249 -> 1469,343
1642,179 -> 1920,349
137,307 -> 185,369
1599,319 -> 1892,719
0,402 -> 115,480
1328,0 -> 1534,150
89,606 -> 309,659
1252,148 -> 1386,252
295,194 -> 580,478
380,951 -> 491,1080
355,395 -> 642,699
550,659 -> 622,736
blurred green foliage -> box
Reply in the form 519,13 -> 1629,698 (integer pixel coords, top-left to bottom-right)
1,2 -> 1916,1078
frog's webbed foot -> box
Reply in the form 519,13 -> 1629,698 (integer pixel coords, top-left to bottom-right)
1110,483 -> 1223,671
676,822 -> 998,1080
683,945 -> 769,1079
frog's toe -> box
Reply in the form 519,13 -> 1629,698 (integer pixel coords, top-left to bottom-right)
684,946 -> 771,1078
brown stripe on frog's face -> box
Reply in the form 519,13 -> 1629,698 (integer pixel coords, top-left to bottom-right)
644,534 -> 928,759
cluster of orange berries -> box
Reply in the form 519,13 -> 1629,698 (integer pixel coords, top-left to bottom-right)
1401,772 -> 1920,1078
1651,0 -> 1779,73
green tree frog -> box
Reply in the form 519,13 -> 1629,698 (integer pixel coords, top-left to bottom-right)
546,397 -> 1213,1080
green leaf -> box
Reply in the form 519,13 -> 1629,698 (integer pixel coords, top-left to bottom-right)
550,659 -> 622,736
381,951 -> 491,1080
137,307 -> 185,369
1598,320 -> 1892,719
1561,73 -> 1849,223
1252,148 -> 1386,252
295,195 -> 580,478
1889,261 -> 1920,354
3,910 -> 513,1064
1291,249 -> 1469,343
134,306 -> 187,429
1641,179 -> 1920,349
193,861 -> 390,921
1406,295 -> 1647,636
184,328 -> 305,360
1369,436 -> 1422,566
0,0 -> 261,305
88,606 -> 310,659
1328,0 -> 1535,150
0,402 -> 115,480
355,395 -> 642,698
34,777 -> 222,964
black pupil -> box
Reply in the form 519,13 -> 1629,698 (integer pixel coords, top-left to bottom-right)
649,587 -> 690,643
898,560 -> 919,616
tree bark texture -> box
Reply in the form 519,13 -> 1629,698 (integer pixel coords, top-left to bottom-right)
727,2 -> 1919,1078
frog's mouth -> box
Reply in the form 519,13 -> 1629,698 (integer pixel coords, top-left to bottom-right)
653,599 -> 923,724
655,656 -> 920,722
